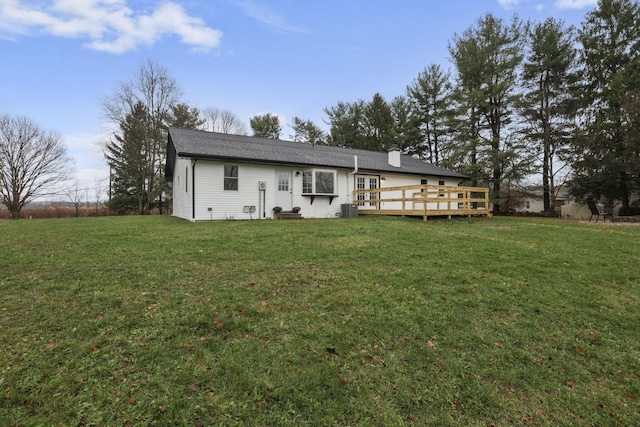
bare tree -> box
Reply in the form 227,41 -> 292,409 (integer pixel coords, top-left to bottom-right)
201,107 -> 248,135
102,59 -> 181,214
64,180 -> 88,217
93,177 -> 107,213
0,115 -> 73,219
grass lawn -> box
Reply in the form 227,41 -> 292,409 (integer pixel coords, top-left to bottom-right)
0,215 -> 638,426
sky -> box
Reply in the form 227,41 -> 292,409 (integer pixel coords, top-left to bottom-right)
0,0 -> 599,194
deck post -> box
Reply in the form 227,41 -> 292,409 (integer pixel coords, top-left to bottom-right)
423,188 -> 427,221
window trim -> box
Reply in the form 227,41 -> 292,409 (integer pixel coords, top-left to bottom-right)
224,165 -> 239,191
301,168 -> 337,196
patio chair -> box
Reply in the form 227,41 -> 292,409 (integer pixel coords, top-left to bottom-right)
587,200 -> 613,223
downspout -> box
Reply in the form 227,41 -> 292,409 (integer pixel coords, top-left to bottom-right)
191,160 -> 197,221
347,155 -> 358,202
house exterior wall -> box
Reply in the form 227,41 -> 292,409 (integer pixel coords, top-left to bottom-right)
173,160 -> 355,221
172,156 -> 193,220
171,160 -> 464,221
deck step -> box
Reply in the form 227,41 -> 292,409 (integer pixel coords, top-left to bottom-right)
275,212 -> 303,220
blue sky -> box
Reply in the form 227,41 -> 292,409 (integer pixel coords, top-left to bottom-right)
0,0 -> 598,191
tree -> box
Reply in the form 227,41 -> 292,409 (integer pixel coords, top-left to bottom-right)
105,102 -> 153,214
250,113 -> 281,139
0,115 -> 73,219
324,94 -> 398,152
449,13 -> 525,213
324,100 -> 367,148
289,117 -> 326,144
169,103 -> 204,130
362,93 -> 394,152
102,59 -> 181,215
570,0 -> 640,213
520,18 -> 578,214
64,180 -> 87,218
201,107 -> 247,135
389,95 -> 421,155
407,64 -> 454,164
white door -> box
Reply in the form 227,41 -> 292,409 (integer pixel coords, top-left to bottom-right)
275,171 -> 292,211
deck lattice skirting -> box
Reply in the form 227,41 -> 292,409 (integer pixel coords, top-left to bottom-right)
353,184 -> 490,221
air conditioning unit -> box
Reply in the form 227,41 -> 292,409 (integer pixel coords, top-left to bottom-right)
341,203 -> 358,218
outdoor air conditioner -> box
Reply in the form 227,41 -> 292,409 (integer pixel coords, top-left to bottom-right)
341,203 -> 358,218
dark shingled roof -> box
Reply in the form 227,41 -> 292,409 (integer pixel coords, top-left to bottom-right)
166,127 -> 467,180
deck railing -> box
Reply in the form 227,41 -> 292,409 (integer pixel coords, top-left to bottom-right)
353,184 -> 490,220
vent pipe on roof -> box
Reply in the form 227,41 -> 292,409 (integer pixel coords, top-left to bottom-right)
388,144 -> 401,167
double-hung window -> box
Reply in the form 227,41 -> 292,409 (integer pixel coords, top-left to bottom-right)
302,169 -> 336,195
224,165 -> 238,191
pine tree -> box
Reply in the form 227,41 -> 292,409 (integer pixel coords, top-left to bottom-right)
571,0 -> 640,213
521,18 -> 578,214
449,13 -> 525,213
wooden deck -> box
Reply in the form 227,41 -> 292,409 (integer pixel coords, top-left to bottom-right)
353,184 -> 490,221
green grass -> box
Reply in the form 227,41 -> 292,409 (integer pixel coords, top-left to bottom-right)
1,215 -> 638,426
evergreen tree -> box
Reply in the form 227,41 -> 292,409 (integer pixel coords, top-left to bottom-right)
102,60 -> 181,215
520,18 -> 578,214
449,13 -> 525,213
250,113 -> 281,139
289,117 -> 327,144
105,102 -> 153,214
571,0 -> 640,213
168,103 -> 204,130
389,95 -> 420,156
362,93 -> 394,151
324,100 -> 367,149
407,64 -> 454,165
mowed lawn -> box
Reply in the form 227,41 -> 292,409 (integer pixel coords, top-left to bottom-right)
0,215 -> 638,426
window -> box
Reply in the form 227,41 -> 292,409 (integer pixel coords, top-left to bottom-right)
302,169 -> 336,195
316,171 -> 334,194
224,165 -> 238,191
357,177 -> 365,201
277,172 -> 289,191
302,171 -> 313,194
420,178 -> 428,193
185,167 -> 188,192
439,180 -> 445,197
369,177 -> 378,206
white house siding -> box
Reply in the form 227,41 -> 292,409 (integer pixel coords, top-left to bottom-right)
180,160 -> 352,221
172,156 -> 193,220
293,170 -> 351,219
172,159 -> 463,221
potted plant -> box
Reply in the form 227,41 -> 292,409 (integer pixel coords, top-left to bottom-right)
292,206 -> 301,214
272,206 -> 282,214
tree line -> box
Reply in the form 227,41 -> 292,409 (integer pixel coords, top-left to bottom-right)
319,0 -> 640,215
2,0 -> 638,218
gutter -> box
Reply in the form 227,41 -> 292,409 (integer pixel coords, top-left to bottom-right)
347,155 -> 358,202
191,160 -> 197,221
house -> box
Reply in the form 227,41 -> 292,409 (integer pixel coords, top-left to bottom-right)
165,128 -> 468,221
515,187 -> 573,214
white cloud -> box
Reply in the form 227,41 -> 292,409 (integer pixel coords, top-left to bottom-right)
0,0 -> 222,53
497,0 -> 522,8
555,0 -> 598,9
232,0 -> 309,34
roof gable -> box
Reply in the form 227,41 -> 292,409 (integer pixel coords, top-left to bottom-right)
166,127 -> 467,180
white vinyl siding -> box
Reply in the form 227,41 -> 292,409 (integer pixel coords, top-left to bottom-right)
171,157 -> 193,220
170,158 -> 462,221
